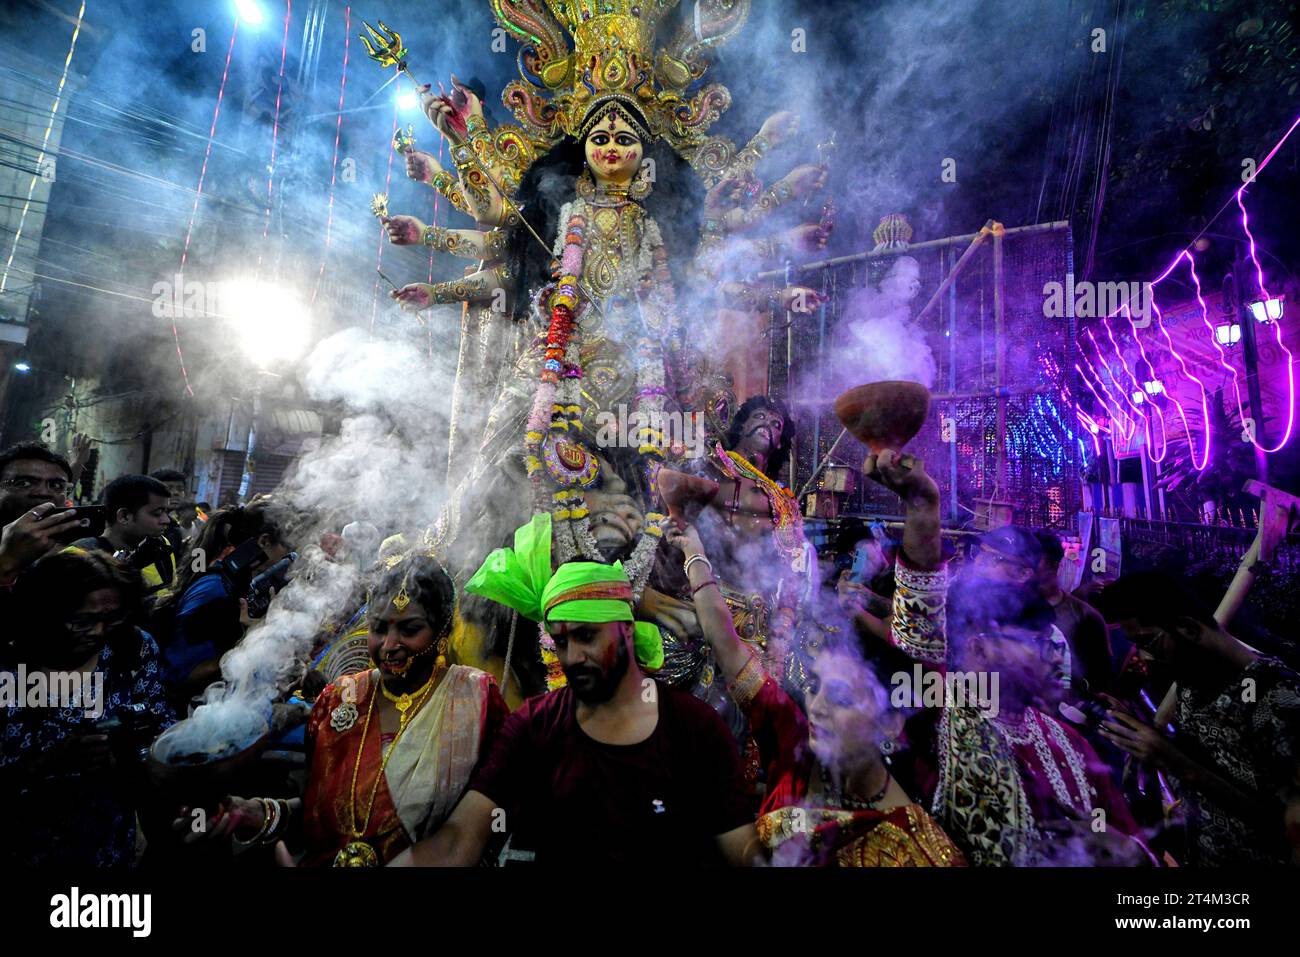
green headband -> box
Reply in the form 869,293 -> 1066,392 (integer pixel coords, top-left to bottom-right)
466,512 -> 664,671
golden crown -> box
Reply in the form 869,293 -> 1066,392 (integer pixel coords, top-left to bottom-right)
490,0 -> 750,163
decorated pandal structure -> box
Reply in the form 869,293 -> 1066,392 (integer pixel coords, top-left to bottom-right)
154,0 -> 1090,780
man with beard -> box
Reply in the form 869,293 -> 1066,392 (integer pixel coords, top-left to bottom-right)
392,514 -> 758,867
1094,572 -> 1300,866
0,442 -> 85,586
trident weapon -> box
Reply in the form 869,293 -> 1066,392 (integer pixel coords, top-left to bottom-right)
358,20 -> 418,85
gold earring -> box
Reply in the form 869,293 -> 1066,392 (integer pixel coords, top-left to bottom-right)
628,164 -> 653,202
577,168 -> 596,201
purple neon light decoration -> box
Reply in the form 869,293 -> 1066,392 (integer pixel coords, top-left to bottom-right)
1092,329 -> 1157,453
1074,111 -> 1300,461
1235,187 -> 1296,452
1075,357 -> 1129,439
1081,332 -> 1138,440
1105,309 -> 1168,461
1150,293 -> 1212,471
1076,356 -> 1133,442
1074,407 -> 1105,456
1114,302 -> 1170,461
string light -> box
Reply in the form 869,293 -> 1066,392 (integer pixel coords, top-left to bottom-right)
1080,334 -> 1136,440
312,4 -> 351,304
1115,299 -> 1172,461
0,0 -> 86,297
174,16 -> 242,397
1077,111 -> 1300,463
257,0 -> 293,267
1105,310 -> 1167,461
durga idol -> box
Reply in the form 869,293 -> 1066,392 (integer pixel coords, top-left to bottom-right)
377,1 -> 832,694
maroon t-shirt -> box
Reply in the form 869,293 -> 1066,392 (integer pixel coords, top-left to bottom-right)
469,684 -> 754,866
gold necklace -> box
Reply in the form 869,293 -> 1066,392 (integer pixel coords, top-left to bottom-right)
333,670 -> 435,867
379,669 -> 438,733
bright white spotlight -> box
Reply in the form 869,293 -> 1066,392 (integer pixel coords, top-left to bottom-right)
234,0 -> 265,26
1130,391 -> 1144,405
221,279 -> 312,368
397,90 -> 420,111
1143,379 -> 1163,395
14,362 -> 30,372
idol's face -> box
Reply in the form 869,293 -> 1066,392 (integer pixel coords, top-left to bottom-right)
584,111 -> 644,186
368,598 -> 438,689
547,619 -> 632,703
737,406 -> 785,459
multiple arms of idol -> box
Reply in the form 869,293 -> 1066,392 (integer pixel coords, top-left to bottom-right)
381,71 -> 834,317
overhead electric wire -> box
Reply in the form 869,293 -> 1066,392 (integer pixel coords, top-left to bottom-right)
0,0 -> 86,296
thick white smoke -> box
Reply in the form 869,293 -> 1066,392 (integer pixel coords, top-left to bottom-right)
155,327 -> 454,759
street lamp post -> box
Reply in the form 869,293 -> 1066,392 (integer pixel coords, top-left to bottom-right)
1232,251 -> 1270,484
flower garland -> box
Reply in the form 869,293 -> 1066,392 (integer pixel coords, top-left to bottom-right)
525,212 -> 587,501
522,198 -> 678,681
537,624 -> 567,691
714,442 -> 803,562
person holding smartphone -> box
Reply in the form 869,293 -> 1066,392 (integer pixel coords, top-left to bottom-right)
152,500 -> 294,705
0,442 -> 86,585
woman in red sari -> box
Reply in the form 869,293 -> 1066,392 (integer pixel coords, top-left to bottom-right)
191,548 -> 507,866
666,452 -> 963,866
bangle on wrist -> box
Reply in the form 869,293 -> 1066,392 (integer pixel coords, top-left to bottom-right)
265,798 -> 291,843
690,578 -> 719,598
683,554 -> 713,578
233,798 -> 275,846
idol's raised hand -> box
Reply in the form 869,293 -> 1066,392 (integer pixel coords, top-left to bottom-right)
775,164 -> 828,200
705,170 -> 757,216
420,83 -> 464,143
390,284 -> 433,311
785,222 -> 831,255
405,149 -> 440,185
381,215 -> 424,246
777,286 -> 827,315
757,111 -> 800,147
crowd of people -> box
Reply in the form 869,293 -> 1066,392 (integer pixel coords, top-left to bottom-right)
1,437 -> 1296,868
